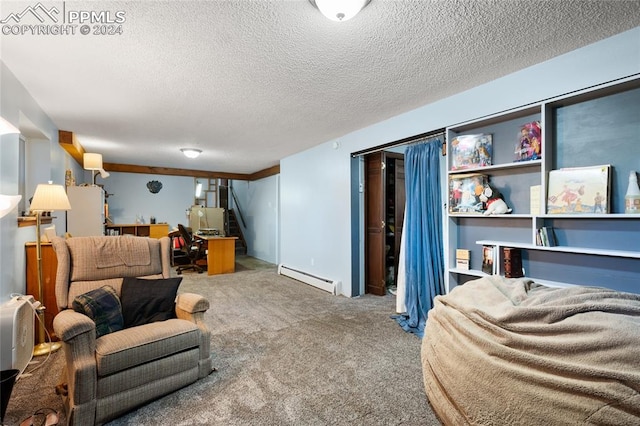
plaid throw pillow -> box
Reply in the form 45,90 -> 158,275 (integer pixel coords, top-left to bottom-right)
72,285 -> 124,338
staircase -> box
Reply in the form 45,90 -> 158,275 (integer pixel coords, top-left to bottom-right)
227,209 -> 247,255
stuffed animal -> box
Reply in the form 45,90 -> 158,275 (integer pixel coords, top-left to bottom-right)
479,183 -> 512,215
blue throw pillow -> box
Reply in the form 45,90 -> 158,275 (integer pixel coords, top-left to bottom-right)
72,285 -> 124,338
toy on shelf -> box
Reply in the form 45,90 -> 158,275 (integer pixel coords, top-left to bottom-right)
450,134 -> 493,170
479,182 -> 512,215
449,173 -> 488,214
514,121 -> 541,161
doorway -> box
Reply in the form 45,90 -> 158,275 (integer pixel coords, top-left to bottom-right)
364,150 -> 405,296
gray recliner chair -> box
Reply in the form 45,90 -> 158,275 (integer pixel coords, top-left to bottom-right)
51,235 -> 212,426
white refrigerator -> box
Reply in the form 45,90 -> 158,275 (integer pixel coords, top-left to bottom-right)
67,186 -> 105,236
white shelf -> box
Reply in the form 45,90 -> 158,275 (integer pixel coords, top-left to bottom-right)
449,213 -> 532,218
450,213 -> 640,219
448,268 -> 489,277
476,240 -> 640,259
448,159 -> 541,175
537,213 -> 640,220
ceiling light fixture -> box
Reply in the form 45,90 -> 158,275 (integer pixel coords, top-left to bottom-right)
181,148 -> 202,159
310,0 -> 371,22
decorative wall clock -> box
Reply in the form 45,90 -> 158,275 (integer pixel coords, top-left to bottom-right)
147,180 -> 163,194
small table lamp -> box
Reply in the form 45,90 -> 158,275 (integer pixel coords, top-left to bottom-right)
29,182 -> 71,356
83,153 -> 110,185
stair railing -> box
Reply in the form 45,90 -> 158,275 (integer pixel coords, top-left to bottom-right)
230,185 -> 247,229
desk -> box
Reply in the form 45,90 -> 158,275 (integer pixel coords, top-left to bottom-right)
195,236 -> 238,275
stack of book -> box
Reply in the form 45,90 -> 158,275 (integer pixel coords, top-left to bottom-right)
456,249 -> 470,270
536,226 -> 557,247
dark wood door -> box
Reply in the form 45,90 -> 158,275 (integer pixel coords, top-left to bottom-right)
365,153 -> 386,295
392,158 -> 405,284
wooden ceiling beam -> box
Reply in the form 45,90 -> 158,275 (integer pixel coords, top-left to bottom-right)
59,130 -> 280,181
103,162 -> 280,181
58,130 -> 85,166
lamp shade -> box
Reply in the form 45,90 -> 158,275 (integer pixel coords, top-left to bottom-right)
0,194 -> 21,218
314,0 -> 368,21
83,153 -> 103,170
30,183 -> 71,212
0,116 -> 20,135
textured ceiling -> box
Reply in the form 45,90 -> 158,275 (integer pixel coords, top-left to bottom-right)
1,1 -> 639,174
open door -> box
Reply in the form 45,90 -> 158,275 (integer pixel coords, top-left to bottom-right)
365,152 -> 386,295
364,151 -> 406,296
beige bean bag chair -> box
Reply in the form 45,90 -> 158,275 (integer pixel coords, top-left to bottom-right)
422,276 -> 640,425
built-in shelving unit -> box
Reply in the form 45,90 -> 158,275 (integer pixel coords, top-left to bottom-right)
105,223 -> 169,239
445,75 -> 640,294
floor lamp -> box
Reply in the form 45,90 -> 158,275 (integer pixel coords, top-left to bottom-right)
29,182 -> 71,356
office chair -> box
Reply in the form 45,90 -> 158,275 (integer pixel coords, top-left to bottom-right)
176,224 -> 206,274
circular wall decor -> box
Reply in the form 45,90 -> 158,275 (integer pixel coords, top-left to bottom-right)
147,180 -> 163,194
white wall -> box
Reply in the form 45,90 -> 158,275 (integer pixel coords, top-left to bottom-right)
231,175 -> 280,264
0,62 -> 72,302
102,172 -> 194,230
280,27 -> 640,297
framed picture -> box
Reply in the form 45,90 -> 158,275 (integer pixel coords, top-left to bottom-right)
546,165 -> 611,214
450,134 -> 493,170
482,245 -> 495,275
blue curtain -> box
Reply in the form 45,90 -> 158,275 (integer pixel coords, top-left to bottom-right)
394,139 -> 444,338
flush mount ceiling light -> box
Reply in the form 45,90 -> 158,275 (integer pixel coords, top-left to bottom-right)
309,0 -> 371,22
181,148 -> 202,159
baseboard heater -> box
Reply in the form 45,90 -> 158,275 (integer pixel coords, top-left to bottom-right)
277,264 -> 340,295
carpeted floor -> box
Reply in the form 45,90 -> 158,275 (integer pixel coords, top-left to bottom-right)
4,257 -> 440,426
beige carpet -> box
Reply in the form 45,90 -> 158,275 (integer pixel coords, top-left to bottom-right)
5,257 -> 440,425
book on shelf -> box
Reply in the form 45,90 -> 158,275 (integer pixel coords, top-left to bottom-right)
450,134 -> 493,170
503,247 -> 524,278
514,121 -> 541,162
530,185 -> 541,215
536,226 -> 557,247
455,249 -> 470,270
481,245 -> 495,275
449,173 -> 489,214
546,165 -> 611,214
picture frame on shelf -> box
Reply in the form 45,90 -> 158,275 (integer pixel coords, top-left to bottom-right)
546,165 -> 611,214
450,134 -> 492,170
481,245 -> 495,275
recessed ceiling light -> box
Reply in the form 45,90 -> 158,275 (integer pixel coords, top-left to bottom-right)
181,148 -> 202,159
